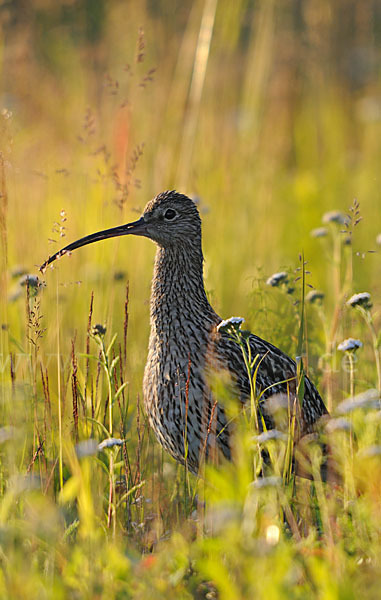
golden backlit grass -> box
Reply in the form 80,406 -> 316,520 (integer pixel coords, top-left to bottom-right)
0,1 -> 381,598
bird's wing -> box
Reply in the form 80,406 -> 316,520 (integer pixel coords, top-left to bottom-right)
213,331 -> 328,434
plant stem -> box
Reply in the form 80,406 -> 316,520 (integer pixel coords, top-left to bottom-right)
366,318 -> 381,395
56,274 -> 63,491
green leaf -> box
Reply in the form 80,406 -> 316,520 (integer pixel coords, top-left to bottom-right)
86,417 -> 110,438
106,333 -> 118,359
115,382 -> 129,401
110,356 -> 120,374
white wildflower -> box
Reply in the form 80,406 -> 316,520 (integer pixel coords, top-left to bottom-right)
347,292 -> 372,310
19,274 -> 40,288
306,290 -> 325,304
19,274 -> 43,298
325,418 -> 352,433
338,389 -> 380,414
337,338 -> 363,352
266,272 -> 288,287
98,437 -> 125,451
322,210 -> 349,225
310,227 -> 328,238
217,317 -> 245,333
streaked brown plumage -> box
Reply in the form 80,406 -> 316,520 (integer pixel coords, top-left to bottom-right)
41,190 -> 328,473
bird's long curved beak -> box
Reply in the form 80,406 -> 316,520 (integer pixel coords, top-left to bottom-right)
40,217 -> 147,273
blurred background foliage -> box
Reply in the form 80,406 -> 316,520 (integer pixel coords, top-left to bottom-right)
0,1 -> 381,597
1,0 -> 380,389
2,0 -> 381,365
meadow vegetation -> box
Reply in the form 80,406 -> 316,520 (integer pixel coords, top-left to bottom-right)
0,1 -> 381,597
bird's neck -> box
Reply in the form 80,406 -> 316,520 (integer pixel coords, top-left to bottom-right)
150,243 -> 218,329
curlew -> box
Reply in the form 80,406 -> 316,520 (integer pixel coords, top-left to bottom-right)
40,191 -> 328,473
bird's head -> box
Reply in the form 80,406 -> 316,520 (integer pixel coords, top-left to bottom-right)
141,190 -> 201,247
40,191 -> 202,272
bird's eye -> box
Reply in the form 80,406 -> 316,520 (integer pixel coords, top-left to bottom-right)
164,208 -> 177,221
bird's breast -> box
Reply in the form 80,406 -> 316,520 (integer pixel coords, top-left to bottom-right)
143,326 -> 208,407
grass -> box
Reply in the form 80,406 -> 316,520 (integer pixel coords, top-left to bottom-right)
1,1 -> 381,598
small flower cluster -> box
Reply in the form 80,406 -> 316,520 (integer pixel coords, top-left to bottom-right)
217,317 -> 245,334
20,274 -> 41,289
266,272 -> 288,287
98,437 -> 124,451
266,271 -> 295,295
310,209 -> 351,241
322,210 -> 349,225
305,290 -> 325,304
337,389 -> 380,414
325,417 -> 352,433
310,227 -> 328,239
75,437 -> 125,458
91,323 -> 107,337
337,338 -> 363,353
347,292 -> 372,310
9,272 -> 44,302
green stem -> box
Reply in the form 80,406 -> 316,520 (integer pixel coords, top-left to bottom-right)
348,352 -> 355,400
56,275 -> 63,491
97,333 -> 116,534
367,319 -> 381,395
347,351 -> 355,458
357,307 -> 381,395
100,337 -> 113,436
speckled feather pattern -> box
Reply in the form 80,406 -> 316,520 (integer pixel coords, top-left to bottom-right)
142,191 -> 328,473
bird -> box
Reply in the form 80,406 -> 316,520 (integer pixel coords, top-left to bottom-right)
40,190 -> 328,474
